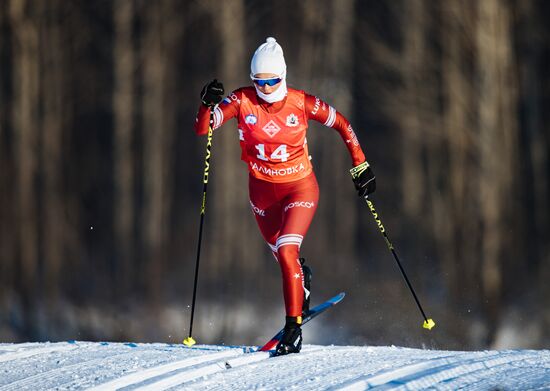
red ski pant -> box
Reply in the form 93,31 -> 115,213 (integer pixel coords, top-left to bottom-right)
248,173 -> 319,317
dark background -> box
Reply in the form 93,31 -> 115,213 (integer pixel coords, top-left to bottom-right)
1,0 -> 549,350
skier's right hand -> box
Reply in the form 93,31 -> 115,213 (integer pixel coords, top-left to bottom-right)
200,79 -> 225,107
350,161 -> 376,197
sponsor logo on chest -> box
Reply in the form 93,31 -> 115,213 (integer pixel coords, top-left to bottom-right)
262,120 -> 281,137
245,114 -> 257,125
245,111 -> 301,138
250,161 -> 306,176
286,113 -> 299,127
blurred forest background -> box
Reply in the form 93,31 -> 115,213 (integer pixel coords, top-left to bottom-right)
1,0 -> 549,350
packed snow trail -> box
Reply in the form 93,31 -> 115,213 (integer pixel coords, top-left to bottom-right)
0,341 -> 548,390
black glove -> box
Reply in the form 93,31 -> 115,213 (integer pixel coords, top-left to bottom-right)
200,79 -> 224,107
350,161 -> 376,197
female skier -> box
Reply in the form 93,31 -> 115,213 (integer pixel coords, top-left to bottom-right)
194,37 -> 376,355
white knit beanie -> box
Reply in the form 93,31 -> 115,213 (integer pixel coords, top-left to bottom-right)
250,37 -> 287,78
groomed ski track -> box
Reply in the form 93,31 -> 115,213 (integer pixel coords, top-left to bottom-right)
0,342 -> 548,390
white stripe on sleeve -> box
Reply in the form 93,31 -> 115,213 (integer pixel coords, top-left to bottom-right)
213,106 -> 224,129
323,106 -> 336,127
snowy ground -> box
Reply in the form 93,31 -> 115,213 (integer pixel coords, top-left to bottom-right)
0,341 -> 549,390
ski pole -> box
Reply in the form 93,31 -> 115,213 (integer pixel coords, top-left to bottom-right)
364,196 -> 435,330
184,108 -> 215,347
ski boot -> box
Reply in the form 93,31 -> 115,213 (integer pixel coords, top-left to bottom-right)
274,316 -> 302,356
300,258 -> 312,315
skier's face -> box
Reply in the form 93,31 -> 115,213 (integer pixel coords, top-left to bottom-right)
253,73 -> 282,94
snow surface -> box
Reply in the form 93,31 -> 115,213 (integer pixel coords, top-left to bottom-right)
0,341 -> 549,390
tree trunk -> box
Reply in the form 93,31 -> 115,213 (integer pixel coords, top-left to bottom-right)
141,1 -> 166,305
206,0 -> 248,288
41,0 -> 65,301
113,0 -> 136,298
295,0 -> 357,288
321,0 -> 357,278
141,0 -> 180,310
476,0 -> 519,346
9,0 -> 40,337
440,1 -> 479,306
401,0 -> 426,218
0,0 -> 15,297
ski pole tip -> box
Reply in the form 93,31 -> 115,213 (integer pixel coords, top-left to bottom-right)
423,318 -> 436,330
183,336 -> 196,346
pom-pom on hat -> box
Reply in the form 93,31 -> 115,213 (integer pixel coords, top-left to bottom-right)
250,37 -> 286,79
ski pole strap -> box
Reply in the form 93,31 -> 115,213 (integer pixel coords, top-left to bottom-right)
349,161 -> 370,179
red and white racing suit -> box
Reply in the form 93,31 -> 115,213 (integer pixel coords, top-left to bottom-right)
195,87 -> 366,317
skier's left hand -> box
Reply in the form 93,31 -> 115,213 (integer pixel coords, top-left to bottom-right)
350,161 -> 376,197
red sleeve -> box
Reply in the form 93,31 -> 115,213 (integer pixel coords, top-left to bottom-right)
304,93 -> 366,166
194,90 -> 241,135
